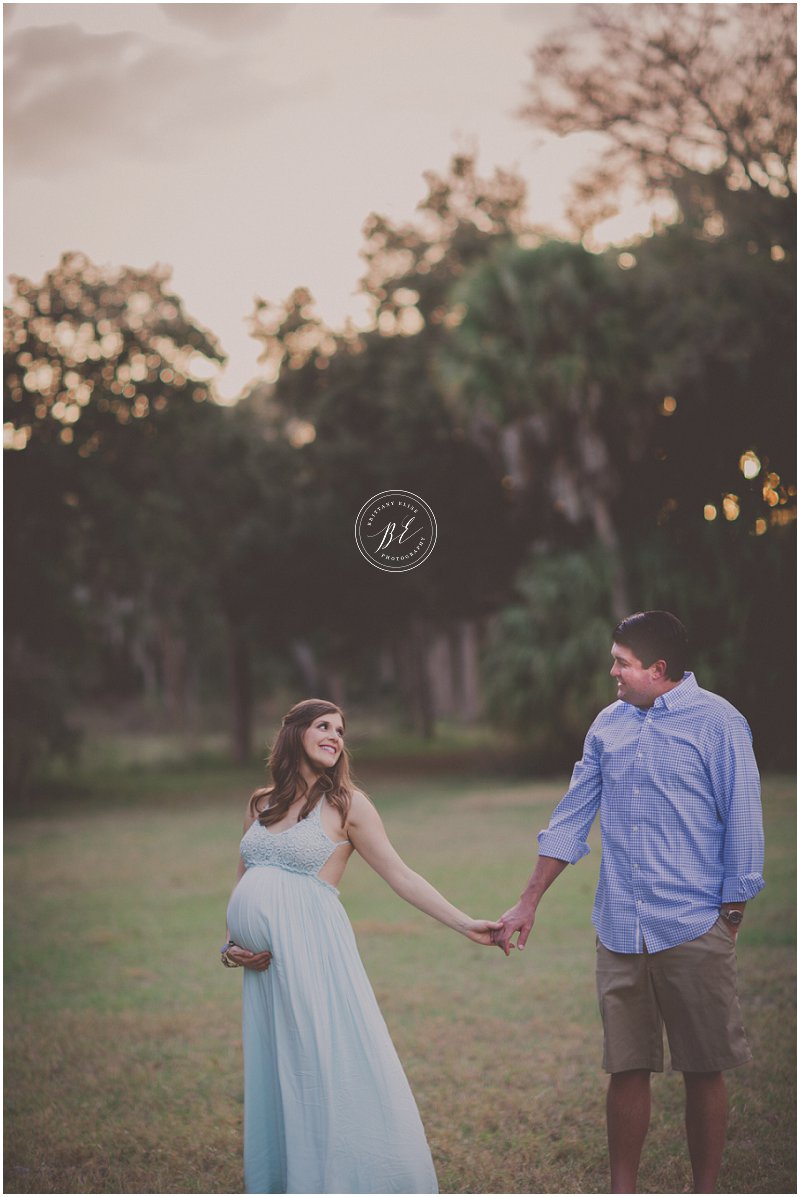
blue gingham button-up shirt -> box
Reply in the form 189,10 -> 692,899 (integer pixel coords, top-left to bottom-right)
538,673 -> 764,953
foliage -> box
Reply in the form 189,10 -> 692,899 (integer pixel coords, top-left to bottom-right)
627,528 -> 795,768
4,638 -> 81,798
481,548 -> 616,765
249,293 -> 525,726
439,238 -> 645,529
246,160 -> 534,731
4,250 -> 224,454
520,3 -> 797,235
4,253 -> 226,788
4,88 -> 795,774
360,152 -> 530,327
624,218 -> 795,537
623,210 -> 795,767
438,196 -> 794,767
440,239 -> 634,421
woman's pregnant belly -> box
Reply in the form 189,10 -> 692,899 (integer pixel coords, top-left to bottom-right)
226,865 -> 281,953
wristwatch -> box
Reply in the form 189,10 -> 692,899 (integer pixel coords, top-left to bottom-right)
720,908 -> 744,927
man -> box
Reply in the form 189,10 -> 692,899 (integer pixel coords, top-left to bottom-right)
495,611 -> 764,1194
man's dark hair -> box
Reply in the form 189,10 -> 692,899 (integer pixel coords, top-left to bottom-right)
612,611 -> 688,681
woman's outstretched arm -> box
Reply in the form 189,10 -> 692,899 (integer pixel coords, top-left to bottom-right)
346,790 -> 501,945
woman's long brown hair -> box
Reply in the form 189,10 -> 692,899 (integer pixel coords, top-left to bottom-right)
248,699 -> 355,829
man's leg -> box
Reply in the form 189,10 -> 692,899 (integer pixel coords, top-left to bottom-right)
683,1070 -> 727,1193
607,1069 -> 652,1193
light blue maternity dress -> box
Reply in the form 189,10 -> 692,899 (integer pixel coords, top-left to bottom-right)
226,798 -> 438,1194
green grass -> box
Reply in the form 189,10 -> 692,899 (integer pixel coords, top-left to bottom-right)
5,769 -> 795,1194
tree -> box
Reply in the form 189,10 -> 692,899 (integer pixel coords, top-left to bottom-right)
169,393 -> 308,762
5,251 -> 224,457
439,237 -> 647,617
360,153 -> 531,328
248,275 -> 526,737
4,252 -> 225,790
439,216 -> 795,767
621,215 -> 795,766
481,546 -> 616,766
623,217 -> 795,542
520,4 -> 796,237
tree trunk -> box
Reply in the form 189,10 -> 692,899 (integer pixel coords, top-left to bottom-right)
502,386 -> 633,620
589,495 -> 631,619
157,617 -> 187,722
131,630 -> 159,706
429,631 -> 456,718
394,622 -> 436,738
576,384 -> 631,618
228,620 -> 252,763
409,619 -> 436,739
292,641 -> 320,693
322,669 -> 346,710
457,620 -> 482,722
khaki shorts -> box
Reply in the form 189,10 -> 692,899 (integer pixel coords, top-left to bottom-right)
596,920 -> 752,1074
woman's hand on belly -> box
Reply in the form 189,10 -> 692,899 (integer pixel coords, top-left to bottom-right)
227,945 -> 273,971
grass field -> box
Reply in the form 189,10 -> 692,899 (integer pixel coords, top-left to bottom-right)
5,766 -> 795,1194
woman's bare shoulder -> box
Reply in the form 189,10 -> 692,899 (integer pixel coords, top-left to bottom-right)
346,788 -> 377,824
349,786 -> 373,805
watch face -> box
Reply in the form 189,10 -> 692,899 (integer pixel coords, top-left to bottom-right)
724,910 -> 743,925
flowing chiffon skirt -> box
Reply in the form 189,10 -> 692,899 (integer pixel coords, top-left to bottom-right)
227,863 -> 438,1194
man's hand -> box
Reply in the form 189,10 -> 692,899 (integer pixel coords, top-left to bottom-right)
463,918 -> 505,946
719,903 -> 746,940
227,945 -> 273,971
493,897 -> 537,956
492,858 -> 569,954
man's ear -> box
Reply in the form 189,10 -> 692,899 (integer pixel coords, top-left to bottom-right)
650,658 -> 669,681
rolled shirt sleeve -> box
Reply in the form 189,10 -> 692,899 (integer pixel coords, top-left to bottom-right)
538,725 -> 602,864
534,674 -> 766,953
712,714 -> 765,903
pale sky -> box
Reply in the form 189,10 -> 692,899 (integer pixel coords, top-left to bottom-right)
4,2 -> 663,399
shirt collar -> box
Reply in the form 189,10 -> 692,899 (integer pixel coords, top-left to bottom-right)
653,671 -> 697,710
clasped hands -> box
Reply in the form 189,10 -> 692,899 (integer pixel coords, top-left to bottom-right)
224,944 -> 273,971
489,898 -> 536,956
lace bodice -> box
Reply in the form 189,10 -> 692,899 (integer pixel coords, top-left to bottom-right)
240,797 -> 346,878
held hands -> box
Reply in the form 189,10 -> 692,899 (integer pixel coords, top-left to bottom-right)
464,918 -> 505,946
224,944 -> 273,971
491,897 -> 537,956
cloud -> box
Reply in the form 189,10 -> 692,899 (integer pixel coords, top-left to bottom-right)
378,4 -> 448,17
4,21 -> 282,175
159,3 -> 290,39
501,4 -> 578,27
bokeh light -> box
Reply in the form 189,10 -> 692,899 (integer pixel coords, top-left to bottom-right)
739,450 -> 761,479
722,494 -> 740,521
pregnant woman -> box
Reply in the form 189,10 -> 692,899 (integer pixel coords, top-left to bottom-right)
223,698 -> 499,1194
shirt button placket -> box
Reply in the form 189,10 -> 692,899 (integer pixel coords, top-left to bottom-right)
631,722 -> 647,948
